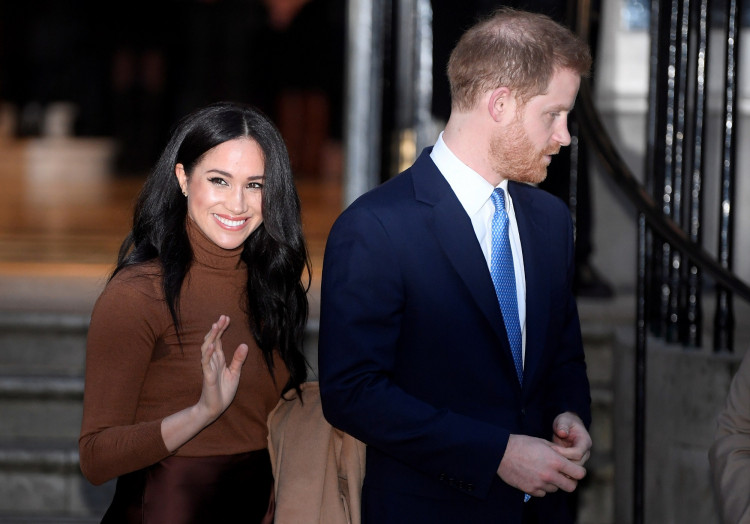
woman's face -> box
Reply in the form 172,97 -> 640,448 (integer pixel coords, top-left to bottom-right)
175,138 -> 265,250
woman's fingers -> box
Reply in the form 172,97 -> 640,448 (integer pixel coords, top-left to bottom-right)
203,315 -> 230,343
202,316 -> 231,356
228,344 -> 249,375
201,316 -> 233,376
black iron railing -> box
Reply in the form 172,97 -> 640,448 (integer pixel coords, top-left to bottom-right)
573,0 -> 749,522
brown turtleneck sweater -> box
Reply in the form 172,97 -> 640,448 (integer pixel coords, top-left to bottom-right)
79,219 -> 290,486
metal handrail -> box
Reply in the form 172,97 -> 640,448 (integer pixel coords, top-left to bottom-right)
575,80 -> 750,303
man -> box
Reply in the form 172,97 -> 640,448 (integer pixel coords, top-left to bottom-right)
319,8 -> 593,523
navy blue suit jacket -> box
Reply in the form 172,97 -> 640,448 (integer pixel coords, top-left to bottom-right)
318,148 -> 591,523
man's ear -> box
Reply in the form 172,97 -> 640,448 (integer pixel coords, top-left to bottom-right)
488,87 -> 512,122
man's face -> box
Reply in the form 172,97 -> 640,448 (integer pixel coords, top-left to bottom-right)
490,68 -> 581,184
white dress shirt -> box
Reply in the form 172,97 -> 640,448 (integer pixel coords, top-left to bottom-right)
430,133 -> 527,364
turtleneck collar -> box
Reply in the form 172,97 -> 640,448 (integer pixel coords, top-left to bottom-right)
186,216 -> 245,270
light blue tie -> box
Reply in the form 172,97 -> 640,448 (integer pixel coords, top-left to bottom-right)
490,188 -> 523,385
491,188 -> 530,503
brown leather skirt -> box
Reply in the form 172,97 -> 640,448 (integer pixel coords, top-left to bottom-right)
101,449 -> 273,524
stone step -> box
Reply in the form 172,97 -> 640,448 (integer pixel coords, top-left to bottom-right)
0,367 -> 111,519
0,440 -> 113,521
0,518 -> 100,523
0,311 -> 105,520
0,376 -> 83,441
0,313 -> 88,377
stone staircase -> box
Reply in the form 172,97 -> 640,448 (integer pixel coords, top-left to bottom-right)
0,311 -> 114,522
0,295 -> 631,523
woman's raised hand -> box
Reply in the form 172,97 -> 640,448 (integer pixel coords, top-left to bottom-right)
160,315 -> 249,452
198,315 -> 249,421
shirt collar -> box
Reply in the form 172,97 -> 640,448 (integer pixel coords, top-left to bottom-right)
430,132 -> 509,215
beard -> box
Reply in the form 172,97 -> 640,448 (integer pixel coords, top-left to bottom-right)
489,117 -> 559,185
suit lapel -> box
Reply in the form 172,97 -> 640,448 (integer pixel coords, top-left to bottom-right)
509,182 -> 551,392
412,150 -> 514,359
413,161 -> 556,391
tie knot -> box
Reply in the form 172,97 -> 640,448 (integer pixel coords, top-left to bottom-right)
491,188 -> 506,212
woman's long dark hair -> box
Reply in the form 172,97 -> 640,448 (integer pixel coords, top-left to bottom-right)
113,101 -> 310,393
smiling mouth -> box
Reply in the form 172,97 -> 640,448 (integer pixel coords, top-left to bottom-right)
213,214 -> 247,227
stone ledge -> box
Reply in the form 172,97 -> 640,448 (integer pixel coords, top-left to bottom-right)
0,376 -> 83,400
0,312 -> 89,331
0,443 -> 80,473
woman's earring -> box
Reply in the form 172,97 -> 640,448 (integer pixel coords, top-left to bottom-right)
183,190 -> 188,197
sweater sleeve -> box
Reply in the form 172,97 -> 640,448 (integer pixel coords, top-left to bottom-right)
79,270 -> 171,485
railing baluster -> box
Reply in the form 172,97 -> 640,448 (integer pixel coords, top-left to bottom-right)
647,0 -> 665,341
714,0 -> 741,352
655,0 -> 682,339
636,0 -> 665,520
667,0 -> 690,343
683,0 -> 710,347
635,213 -> 649,524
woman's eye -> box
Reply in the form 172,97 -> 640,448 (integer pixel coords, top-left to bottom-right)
248,181 -> 263,190
209,177 -> 228,186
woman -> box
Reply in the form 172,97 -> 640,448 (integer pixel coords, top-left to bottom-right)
79,101 -> 310,523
